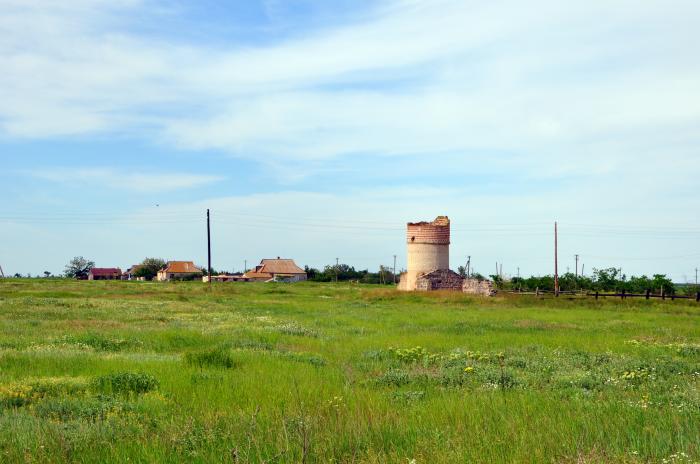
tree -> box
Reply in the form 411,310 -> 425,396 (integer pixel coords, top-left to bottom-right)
64,256 -> 94,279
43,271 -> 52,278
457,266 -> 467,277
133,258 -> 166,281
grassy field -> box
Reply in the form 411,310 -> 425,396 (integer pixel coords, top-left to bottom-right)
0,279 -> 698,463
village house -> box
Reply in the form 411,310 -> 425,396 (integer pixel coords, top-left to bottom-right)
242,258 -> 307,282
88,268 -> 122,281
157,261 -> 201,281
122,265 -> 144,281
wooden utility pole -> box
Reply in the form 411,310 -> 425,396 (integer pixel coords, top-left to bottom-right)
207,209 -> 212,288
335,257 -> 339,283
554,222 -> 559,296
575,254 -> 579,278
466,256 -> 471,279
393,255 -> 397,284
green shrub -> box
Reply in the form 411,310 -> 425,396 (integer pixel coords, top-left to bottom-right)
374,369 -> 411,387
34,396 -> 131,422
91,372 -> 159,395
184,348 -> 237,369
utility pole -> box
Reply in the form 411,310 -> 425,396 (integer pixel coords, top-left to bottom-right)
335,257 -> 339,283
575,254 -> 579,278
0,265 -> 4,278
517,267 -> 520,278
581,264 -> 585,277
695,267 -> 698,289
499,263 -> 503,279
244,260 -> 247,274
554,221 -> 559,296
207,209 -> 212,287
393,255 -> 397,284
466,256 -> 471,279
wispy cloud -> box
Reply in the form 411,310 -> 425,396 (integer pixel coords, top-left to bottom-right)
28,168 -> 223,192
2,0 -> 699,172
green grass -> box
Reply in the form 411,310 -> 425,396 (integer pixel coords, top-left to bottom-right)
0,279 -> 698,463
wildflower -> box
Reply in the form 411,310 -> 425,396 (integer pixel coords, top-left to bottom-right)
464,366 -> 475,373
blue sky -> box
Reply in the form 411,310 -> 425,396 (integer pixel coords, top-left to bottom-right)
1,0 -> 699,281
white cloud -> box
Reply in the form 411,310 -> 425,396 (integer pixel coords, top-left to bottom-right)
28,168 -> 223,192
2,0 -> 699,168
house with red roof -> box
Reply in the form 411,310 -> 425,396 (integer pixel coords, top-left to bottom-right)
88,268 -> 122,280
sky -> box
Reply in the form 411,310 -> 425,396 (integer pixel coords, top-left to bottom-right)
1,0 -> 699,281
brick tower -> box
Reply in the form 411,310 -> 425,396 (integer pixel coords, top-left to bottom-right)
398,216 -> 450,291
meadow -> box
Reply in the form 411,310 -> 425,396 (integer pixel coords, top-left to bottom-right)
0,279 -> 698,463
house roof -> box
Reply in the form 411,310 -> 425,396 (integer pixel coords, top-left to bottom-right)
256,258 -> 306,275
242,271 -> 273,280
90,268 -> 122,276
161,261 -> 200,273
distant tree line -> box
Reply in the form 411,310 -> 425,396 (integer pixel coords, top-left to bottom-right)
304,264 -> 397,284
501,267 -> 681,295
6,259 -> 697,296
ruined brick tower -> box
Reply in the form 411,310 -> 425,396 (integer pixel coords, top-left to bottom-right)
398,216 -> 451,291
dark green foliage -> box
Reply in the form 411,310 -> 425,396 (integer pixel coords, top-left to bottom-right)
305,263 -> 396,284
34,396 -> 132,422
133,258 -> 166,281
63,256 -> 94,279
374,369 -> 411,386
184,348 -> 237,369
508,268 -> 677,294
91,372 -> 159,395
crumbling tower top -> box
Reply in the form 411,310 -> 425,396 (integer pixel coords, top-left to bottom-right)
406,216 -> 450,245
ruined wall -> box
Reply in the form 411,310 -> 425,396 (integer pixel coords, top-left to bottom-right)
462,278 -> 496,296
415,269 -> 464,291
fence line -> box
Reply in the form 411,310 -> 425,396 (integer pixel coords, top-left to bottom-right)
506,288 -> 700,302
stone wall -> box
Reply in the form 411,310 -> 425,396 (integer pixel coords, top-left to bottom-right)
415,269 -> 464,291
462,278 -> 495,296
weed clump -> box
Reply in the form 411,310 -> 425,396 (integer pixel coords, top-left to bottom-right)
184,348 -> 237,369
279,351 -> 326,367
34,395 -> 133,422
0,377 -> 90,409
375,369 -> 411,387
63,333 -> 135,352
273,323 -> 319,338
391,390 -> 425,402
91,372 -> 159,395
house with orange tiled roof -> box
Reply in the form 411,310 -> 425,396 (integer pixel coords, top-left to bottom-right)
242,258 -> 307,282
156,261 -> 201,281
